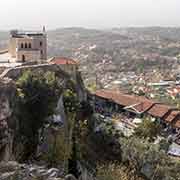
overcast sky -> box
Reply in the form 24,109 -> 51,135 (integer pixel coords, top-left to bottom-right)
0,0 -> 180,30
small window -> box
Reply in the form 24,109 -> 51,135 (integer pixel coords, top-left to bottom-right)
21,43 -> 24,48
40,41 -> 42,46
40,50 -> 43,55
25,43 -> 27,48
29,43 -> 31,48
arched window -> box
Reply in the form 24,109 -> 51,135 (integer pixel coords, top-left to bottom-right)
29,43 -> 31,48
25,43 -> 27,48
40,41 -> 42,46
21,43 -> 24,49
40,50 -> 43,55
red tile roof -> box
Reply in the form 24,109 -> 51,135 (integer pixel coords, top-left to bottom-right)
147,104 -> 172,118
95,89 -> 154,113
173,115 -> 180,128
132,101 -> 154,113
95,89 -> 114,100
94,89 -> 180,128
164,110 -> 180,123
49,57 -> 78,65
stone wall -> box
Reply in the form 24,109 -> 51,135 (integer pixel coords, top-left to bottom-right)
0,63 -> 87,102
0,63 -> 69,80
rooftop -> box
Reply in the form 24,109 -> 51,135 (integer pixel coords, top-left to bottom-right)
164,110 -> 180,123
49,57 -> 78,65
147,104 -> 172,118
95,89 -> 155,113
10,30 -> 46,38
94,89 -> 180,128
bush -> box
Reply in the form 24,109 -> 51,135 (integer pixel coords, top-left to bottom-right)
134,117 -> 161,141
120,137 -> 180,180
97,163 -> 144,180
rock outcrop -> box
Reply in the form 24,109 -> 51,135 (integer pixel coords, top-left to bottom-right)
0,161 -> 78,180
0,78 -> 16,161
0,63 -> 89,179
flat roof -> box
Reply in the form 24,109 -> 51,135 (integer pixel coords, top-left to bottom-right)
11,31 -> 45,38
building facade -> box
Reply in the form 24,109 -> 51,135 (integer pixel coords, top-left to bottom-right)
8,28 -> 47,63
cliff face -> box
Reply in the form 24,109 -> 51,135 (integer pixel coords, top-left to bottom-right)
0,79 -> 16,161
0,64 -> 88,180
0,79 -> 79,180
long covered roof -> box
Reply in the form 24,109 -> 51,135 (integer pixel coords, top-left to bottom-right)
94,89 -> 180,128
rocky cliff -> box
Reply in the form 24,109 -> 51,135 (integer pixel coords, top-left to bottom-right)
0,64 -> 88,180
0,78 -> 16,161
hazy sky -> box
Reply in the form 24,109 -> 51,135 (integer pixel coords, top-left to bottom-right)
0,0 -> 180,30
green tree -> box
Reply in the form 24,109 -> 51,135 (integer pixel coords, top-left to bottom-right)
62,86 -> 80,175
134,117 -> 161,141
15,70 -> 62,161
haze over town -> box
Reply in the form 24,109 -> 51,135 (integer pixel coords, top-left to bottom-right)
0,0 -> 180,30
0,1 -> 180,180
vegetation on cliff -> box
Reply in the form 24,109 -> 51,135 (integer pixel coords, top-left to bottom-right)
14,70 -> 62,161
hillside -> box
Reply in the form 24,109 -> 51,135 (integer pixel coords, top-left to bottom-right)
1,27 -> 180,87
48,27 -> 180,88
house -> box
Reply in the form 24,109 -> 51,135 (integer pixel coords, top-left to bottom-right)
48,57 -> 78,76
167,86 -> 180,99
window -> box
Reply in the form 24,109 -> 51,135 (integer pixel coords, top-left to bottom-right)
25,43 -> 27,48
40,41 -> 42,46
21,43 -> 24,49
41,50 -> 43,55
29,43 -> 31,48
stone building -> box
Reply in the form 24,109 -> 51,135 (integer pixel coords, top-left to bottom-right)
49,57 -> 78,75
8,28 -> 47,63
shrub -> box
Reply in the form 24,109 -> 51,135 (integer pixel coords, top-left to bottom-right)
120,137 -> 180,180
134,117 -> 161,141
97,163 -> 144,180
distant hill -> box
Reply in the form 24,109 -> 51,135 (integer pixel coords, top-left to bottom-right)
0,31 -> 8,49
0,27 -> 180,86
